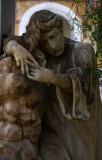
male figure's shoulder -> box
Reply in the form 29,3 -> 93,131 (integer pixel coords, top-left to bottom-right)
65,37 -> 96,60
64,37 -> 96,69
65,37 -> 93,50
73,40 -> 96,65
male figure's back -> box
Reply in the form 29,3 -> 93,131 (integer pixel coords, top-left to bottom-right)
0,57 -> 46,160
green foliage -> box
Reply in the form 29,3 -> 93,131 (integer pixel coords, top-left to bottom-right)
71,1 -> 102,67
84,62 -> 102,86
92,68 -> 102,85
82,1 -> 102,84
70,0 -> 102,82
82,1 -> 102,62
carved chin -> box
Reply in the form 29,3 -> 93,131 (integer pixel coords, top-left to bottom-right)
50,49 -> 63,57
55,49 -> 64,56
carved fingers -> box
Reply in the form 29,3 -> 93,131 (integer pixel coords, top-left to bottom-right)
28,54 -> 39,66
25,63 -> 41,81
25,60 -> 53,83
25,60 -> 40,69
13,45 -> 39,75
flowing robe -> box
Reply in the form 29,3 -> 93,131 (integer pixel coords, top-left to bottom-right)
37,38 -> 102,160
3,36 -> 102,160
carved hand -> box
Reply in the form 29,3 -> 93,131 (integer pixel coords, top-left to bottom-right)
25,60 -> 54,83
25,60 -> 72,90
4,40 -> 39,74
13,45 -> 40,74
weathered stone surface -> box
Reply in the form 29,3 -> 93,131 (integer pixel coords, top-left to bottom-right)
0,57 -> 46,160
0,143 -> 16,160
0,139 -> 36,160
0,123 -> 22,141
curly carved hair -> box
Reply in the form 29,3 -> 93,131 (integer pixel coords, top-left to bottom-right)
26,10 -> 63,32
22,10 -> 63,53
3,10 -> 63,67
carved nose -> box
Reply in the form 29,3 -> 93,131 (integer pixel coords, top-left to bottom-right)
48,40 -> 56,49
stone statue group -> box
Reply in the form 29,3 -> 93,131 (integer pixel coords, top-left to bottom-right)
0,10 -> 102,160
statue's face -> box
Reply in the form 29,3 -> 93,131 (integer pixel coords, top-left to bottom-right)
39,28 -> 65,56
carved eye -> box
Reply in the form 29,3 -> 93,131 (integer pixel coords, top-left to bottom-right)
50,34 -> 56,39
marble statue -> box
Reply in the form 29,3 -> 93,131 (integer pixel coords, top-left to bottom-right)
0,10 -> 102,160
